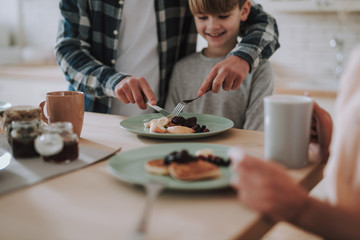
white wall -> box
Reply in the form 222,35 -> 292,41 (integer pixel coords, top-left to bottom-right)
0,0 -> 60,64
0,0 -> 19,46
255,1 -> 360,87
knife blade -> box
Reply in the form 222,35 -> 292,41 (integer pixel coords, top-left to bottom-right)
146,103 -> 171,117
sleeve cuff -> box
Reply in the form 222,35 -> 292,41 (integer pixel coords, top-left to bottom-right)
228,44 -> 261,73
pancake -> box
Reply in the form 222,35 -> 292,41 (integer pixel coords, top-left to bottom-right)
168,160 -> 221,181
167,126 -> 194,134
144,159 -> 169,175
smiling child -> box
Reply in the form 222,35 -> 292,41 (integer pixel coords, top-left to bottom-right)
165,0 -> 275,130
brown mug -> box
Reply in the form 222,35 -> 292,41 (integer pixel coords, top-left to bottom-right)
40,91 -> 85,137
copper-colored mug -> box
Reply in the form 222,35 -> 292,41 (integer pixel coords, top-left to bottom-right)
40,91 -> 85,137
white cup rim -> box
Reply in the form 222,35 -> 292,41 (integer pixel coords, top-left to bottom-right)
264,95 -> 313,104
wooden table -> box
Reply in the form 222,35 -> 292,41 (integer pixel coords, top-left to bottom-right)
0,112 -> 324,240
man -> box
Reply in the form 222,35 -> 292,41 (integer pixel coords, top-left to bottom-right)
55,0 -> 279,116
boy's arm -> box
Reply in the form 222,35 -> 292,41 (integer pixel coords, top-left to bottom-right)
54,0 -> 128,99
228,1 -> 280,72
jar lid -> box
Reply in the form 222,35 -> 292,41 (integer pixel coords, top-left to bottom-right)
11,119 -> 40,129
3,105 -> 41,125
43,122 -> 73,134
35,133 -> 64,156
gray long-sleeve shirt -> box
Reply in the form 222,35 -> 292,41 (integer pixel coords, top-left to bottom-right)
165,52 -> 275,130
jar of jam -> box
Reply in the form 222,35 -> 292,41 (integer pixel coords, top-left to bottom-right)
35,122 -> 79,164
2,105 -> 41,144
11,120 -> 40,158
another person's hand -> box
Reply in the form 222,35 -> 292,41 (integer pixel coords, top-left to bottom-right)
309,101 -> 333,163
197,56 -> 250,96
229,147 -> 309,222
114,76 -> 157,110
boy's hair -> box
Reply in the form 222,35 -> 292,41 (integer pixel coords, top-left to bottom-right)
189,0 -> 247,15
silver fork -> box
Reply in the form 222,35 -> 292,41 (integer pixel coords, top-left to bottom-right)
130,180 -> 164,240
171,88 -> 211,116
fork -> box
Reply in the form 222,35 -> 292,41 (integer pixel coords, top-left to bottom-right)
130,180 -> 164,240
171,88 -> 211,116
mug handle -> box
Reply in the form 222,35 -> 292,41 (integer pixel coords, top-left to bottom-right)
39,101 -> 49,124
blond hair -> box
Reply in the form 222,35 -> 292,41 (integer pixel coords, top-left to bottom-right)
189,0 -> 247,15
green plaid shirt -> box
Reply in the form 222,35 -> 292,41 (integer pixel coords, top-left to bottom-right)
55,0 -> 279,113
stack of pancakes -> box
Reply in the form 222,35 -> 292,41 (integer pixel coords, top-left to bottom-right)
145,158 -> 221,181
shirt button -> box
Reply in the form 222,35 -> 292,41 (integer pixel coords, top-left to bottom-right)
111,59 -> 116,64
113,30 -> 118,35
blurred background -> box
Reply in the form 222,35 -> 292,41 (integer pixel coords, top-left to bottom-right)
1,0 -> 360,116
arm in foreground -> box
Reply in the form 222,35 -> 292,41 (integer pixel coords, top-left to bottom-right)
229,148 -> 360,240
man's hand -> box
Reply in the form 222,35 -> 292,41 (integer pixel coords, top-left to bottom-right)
198,55 -> 250,96
114,76 -> 156,110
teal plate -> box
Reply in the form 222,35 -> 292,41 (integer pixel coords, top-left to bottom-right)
119,112 -> 234,139
107,143 -> 232,190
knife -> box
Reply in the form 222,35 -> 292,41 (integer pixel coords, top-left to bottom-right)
146,103 -> 171,117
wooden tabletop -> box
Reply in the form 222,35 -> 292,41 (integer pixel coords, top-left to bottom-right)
0,112 -> 324,240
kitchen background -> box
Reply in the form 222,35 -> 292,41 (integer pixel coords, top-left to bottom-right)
1,0 -> 360,115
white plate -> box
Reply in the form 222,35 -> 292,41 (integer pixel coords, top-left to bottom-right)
0,148 -> 11,171
0,102 -> 11,112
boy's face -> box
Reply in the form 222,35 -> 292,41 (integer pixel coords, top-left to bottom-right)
193,4 -> 249,53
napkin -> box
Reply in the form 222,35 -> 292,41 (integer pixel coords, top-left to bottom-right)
0,134 -> 121,195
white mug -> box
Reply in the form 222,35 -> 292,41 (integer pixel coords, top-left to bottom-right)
264,95 -> 314,169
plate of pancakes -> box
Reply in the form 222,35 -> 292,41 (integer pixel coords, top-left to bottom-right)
119,112 -> 234,139
107,143 -> 232,190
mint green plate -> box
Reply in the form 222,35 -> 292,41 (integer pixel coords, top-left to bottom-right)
119,112 -> 234,139
107,143 -> 232,190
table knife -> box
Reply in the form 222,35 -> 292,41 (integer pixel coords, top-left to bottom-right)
146,103 -> 171,117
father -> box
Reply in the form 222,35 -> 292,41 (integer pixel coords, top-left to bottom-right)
55,0 -> 279,116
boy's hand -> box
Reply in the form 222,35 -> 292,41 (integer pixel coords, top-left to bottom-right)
114,76 -> 156,110
198,55 -> 250,96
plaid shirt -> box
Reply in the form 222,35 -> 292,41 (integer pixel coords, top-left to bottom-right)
55,0 -> 280,113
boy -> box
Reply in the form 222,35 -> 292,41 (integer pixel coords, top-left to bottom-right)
165,0 -> 275,130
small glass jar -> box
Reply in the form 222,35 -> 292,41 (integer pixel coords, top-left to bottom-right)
3,105 -> 42,144
11,120 -> 40,158
35,122 -> 79,164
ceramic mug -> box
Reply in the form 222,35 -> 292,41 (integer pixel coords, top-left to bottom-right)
40,91 -> 85,137
264,95 -> 313,169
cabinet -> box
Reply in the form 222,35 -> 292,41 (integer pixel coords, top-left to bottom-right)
257,0 -> 360,13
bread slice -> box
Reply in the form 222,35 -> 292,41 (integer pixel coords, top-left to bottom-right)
150,122 -> 167,133
169,160 -> 221,181
144,159 -> 169,175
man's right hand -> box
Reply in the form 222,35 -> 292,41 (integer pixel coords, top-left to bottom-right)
114,76 -> 157,110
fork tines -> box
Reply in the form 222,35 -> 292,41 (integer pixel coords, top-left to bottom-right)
171,102 -> 186,116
